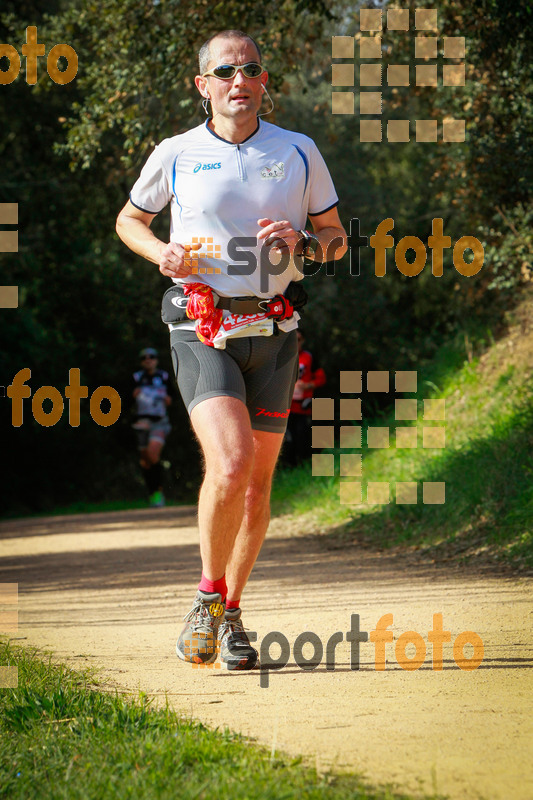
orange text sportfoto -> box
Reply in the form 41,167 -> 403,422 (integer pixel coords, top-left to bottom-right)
369,613 -> 484,671
345,217 -> 484,278
0,26 -> 78,85
7,368 -> 121,427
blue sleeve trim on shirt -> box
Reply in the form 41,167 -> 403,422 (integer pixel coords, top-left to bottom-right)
292,144 -> 309,193
308,200 -> 339,216
128,194 -> 164,214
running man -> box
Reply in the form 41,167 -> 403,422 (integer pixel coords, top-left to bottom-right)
116,29 -> 346,670
131,347 -> 174,507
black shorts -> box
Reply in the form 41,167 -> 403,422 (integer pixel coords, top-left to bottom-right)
132,417 -> 172,450
170,328 -> 298,433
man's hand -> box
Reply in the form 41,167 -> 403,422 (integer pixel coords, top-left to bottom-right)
256,208 -> 348,264
256,218 -> 303,254
115,201 -> 206,276
158,241 -> 203,279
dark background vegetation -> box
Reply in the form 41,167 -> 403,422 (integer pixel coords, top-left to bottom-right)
1,0 -> 531,516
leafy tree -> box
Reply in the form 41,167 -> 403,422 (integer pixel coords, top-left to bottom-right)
48,0 -> 332,172
1,0 -> 530,513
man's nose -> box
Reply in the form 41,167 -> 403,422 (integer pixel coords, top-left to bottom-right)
232,67 -> 248,84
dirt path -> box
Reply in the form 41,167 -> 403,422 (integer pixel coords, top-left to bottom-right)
1,507 -> 532,799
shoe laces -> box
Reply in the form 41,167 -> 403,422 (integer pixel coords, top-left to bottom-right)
183,598 -> 219,634
219,616 -> 249,644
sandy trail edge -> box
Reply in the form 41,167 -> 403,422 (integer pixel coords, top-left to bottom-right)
1,506 -> 532,800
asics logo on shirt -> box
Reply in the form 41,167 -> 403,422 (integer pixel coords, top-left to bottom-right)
193,162 -> 222,173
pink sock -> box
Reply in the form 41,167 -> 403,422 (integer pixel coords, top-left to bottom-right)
225,598 -> 240,610
198,573 -> 227,598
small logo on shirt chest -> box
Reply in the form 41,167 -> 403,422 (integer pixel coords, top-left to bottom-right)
260,162 -> 285,179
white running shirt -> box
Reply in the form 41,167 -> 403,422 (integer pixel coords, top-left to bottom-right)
129,119 -> 339,314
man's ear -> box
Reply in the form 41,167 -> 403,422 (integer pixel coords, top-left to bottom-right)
194,74 -> 209,97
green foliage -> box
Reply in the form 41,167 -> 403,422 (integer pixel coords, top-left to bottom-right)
275,0 -> 533,379
371,0 -> 533,298
483,204 -> 533,292
0,0 -> 531,513
273,303 -> 533,570
44,0 -> 333,172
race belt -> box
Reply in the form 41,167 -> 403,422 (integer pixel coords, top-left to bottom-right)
162,286 -> 296,324
216,295 -> 293,319
161,281 -> 308,349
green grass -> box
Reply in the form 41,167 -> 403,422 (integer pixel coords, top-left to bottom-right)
272,320 -> 533,570
0,642 -> 440,800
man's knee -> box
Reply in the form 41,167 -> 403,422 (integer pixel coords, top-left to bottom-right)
245,474 -> 273,512
206,448 -> 254,491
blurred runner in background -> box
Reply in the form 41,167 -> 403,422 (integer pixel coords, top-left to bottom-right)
131,347 -> 174,507
285,331 -> 326,465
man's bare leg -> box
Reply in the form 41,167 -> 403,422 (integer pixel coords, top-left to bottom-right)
140,439 -> 165,504
190,395 -> 255,581
179,397 -> 283,668
140,439 -> 164,469
225,428 -> 284,601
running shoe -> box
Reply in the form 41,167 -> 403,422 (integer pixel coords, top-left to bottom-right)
149,490 -> 165,507
176,591 -> 225,665
218,608 -> 259,671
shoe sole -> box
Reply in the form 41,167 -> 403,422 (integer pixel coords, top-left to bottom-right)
176,640 -> 218,665
220,652 -> 259,671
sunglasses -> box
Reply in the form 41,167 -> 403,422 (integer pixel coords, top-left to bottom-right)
141,355 -> 156,360
202,62 -> 265,80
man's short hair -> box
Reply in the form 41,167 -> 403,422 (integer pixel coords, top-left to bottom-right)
198,30 -> 261,75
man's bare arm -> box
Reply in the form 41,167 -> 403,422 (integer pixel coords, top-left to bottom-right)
116,200 -> 199,279
307,206 -> 348,261
116,200 -> 163,263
